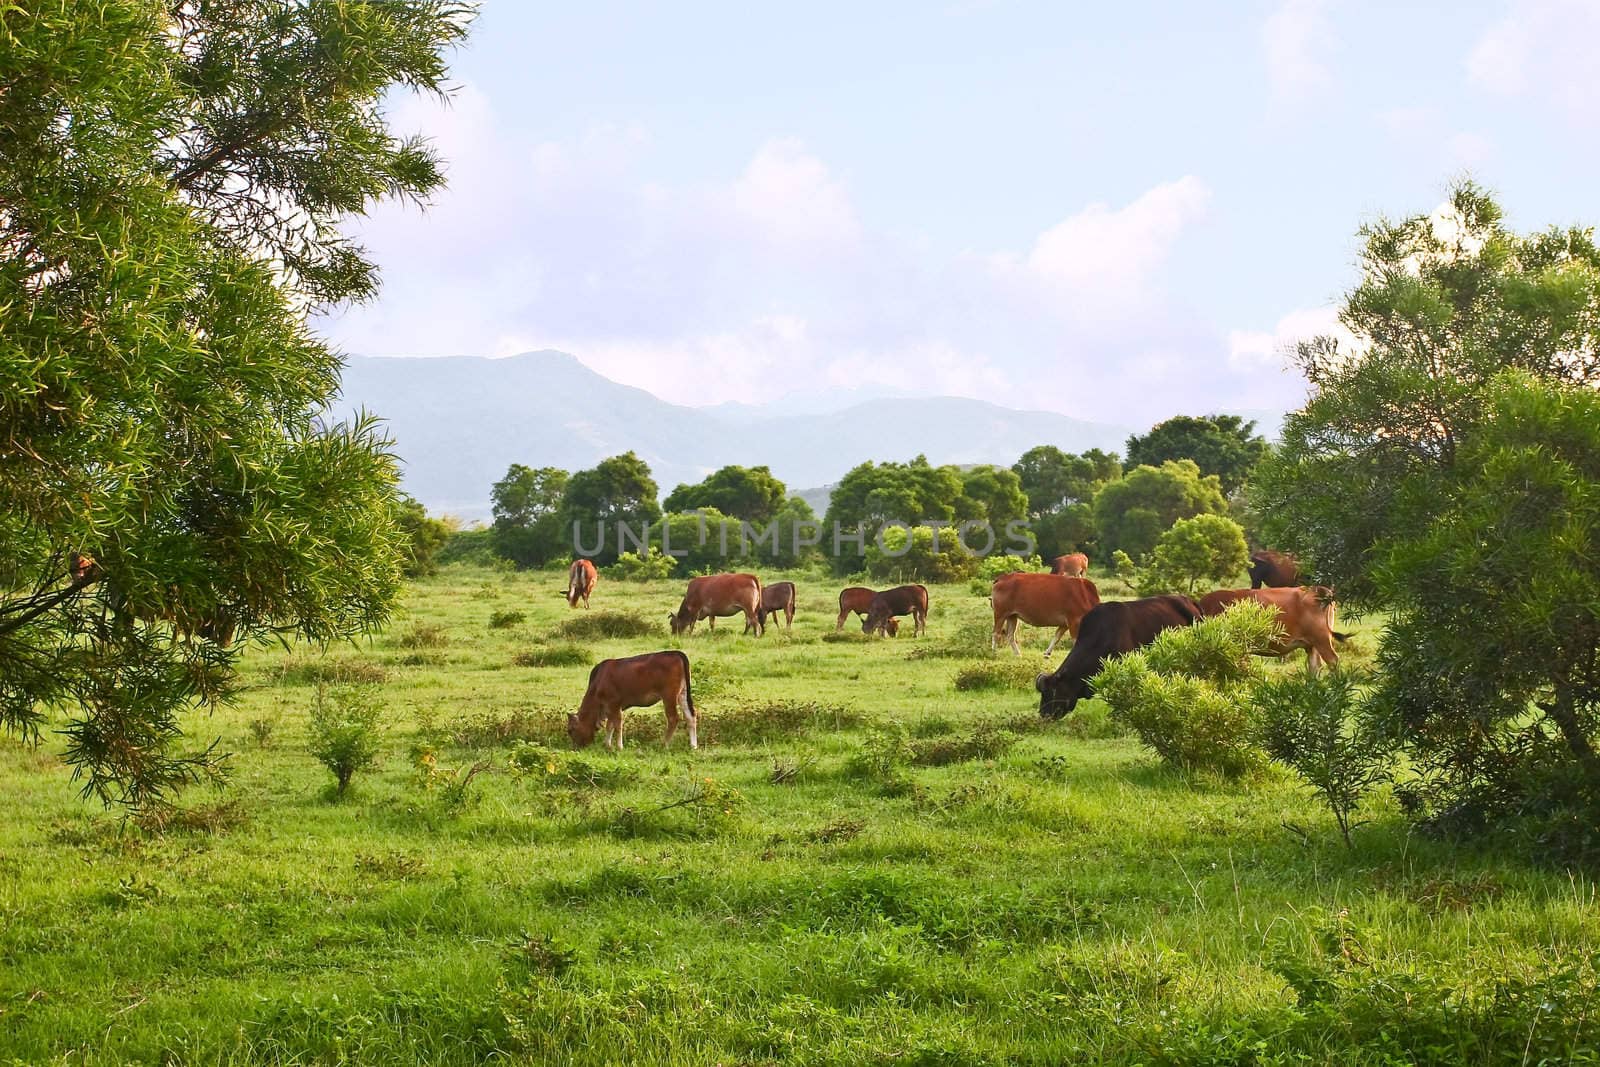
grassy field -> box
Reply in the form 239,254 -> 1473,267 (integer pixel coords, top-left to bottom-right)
3,566 -> 1598,1065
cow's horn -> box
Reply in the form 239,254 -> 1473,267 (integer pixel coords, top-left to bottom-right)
1034,674 -> 1049,692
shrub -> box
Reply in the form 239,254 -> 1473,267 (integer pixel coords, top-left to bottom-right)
604,547 -> 677,581
450,709 -> 561,748
272,656 -> 389,687
512,645 -> 592,668
1112,549 -> 1137,581
397,623 -> 450,649
865,524 -> 982,584
910,723 -> 1014,766
1136,513 -> 1250,595
953,658 -> 1040,692
248,717 -> 275,748
307,685 -> 384,797
1092,602 -> 1281,778
707,700 -> 862,745
557,612 -> 658,640
488,609 -> 527,630
1256,667 -> 1388,847
846,721 -> 917,795
968,552 -> 1044,595
510,741 -> 638,789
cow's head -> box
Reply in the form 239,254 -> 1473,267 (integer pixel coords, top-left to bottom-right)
567,711 -> 597,748
1036,670 -> 1088,720
860,609 -> 886,636
884,617 -> 899,638
667,609 -> 689,636
69,552 -> 99,582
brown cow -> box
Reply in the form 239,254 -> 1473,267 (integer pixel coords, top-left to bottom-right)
567,651 -> 698,750
1049,553 -> 1089,578
747,580 -> 796,633
1248,550 -> 1299,589
669,573 -> 763,636
991,573 -> 1101,657
864,584 -> 928,637
836,586 -> 875,630
1196,586 -> 1348,673
564,558 -> 597,608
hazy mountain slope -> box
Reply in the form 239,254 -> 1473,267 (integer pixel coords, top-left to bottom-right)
333,351 -> 1138,519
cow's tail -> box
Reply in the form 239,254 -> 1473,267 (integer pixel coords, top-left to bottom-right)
675,650 -> 696,720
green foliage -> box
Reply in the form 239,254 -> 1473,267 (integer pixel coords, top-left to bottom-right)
968,552 -> 1044,594
490,465 -> 570,568
1011,446 -> 1121,517
604,548 -> 677,582
1125,415 -> 1268,494
1112,549 -> 1137,581
512,645 -> 592,669
0,0 -> 471,806
396,494 -> 455,577
1093,602 -> 1282,777
1092,460 -> 1227,559
487,610 -> 526,630
960,465 -> 1029,527
556,612 -> 658,641
865,525 -> 980,583
953,658 -> 1041,691
561,452 -> 662,566
1137,513 -> 1250,594
307,685 -> 383,797
1257,668 -> 1387,847
663,465 -> 787,523
1253,182 -> 1600,846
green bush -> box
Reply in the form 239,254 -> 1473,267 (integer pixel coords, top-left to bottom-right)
307,685 -> 384,797
1136,512 -> 1249,594
865,525 -> 982,584
557,612 -> 659,640
1257,667 -> 1388,847
952,657 -> 1040,691
604,548 -> 677,581
1093,602 -> 1281,778
488,609 -> 526,629
512,645 -> 592,668
967,552 -> 1044,594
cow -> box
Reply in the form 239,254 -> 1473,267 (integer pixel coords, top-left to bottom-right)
1248,550 -> 1299,589
1036,595 -> 1202,719
567,651 -> 698,751
1049,553 -> 1089,578
564,558 -> 597,609
836,587 -> 875,630
747,580 -> 796,634
669,573 -> 764,636
991,573 -> 1101,657
863,584 -> 928,637
1195,586 -> 1348,674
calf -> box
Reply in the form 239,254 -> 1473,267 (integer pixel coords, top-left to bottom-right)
564,558 -> 597,608
1196,586 -> 1347,673
1049,553 -> 1089,578
669,573 -> 763,636
863,584 -> 929,637
1036,595 -> 1202,719
991,573 -> 1100,657
747,580 -> 796,633
568,651 -> 698,750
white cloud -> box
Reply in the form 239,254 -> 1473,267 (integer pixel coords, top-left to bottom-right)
1468,0 -> 1600,122
731,139 -> 859,248
1262,0 -> 1335,103
1229,305 -> 1357,373
1020,177 -> 1212,299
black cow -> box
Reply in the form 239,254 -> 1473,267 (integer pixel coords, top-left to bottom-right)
1248,550 -> 1299,589
863,584 -> 928,637
1035,595 -> 1201,719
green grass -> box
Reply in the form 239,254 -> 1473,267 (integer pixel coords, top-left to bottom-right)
2,566 -> 1598,1065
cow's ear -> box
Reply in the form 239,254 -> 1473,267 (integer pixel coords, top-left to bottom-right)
1034,674 -> 1049,692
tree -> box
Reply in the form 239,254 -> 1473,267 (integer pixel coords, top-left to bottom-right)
0,1 -> 472,808
1253,182 -> 1600,847
1138,514 -> 1250,595
824,456 -> 968,533
1011,446 -> 1121,516
1126,416 -> 1268,494
396,494 -> 455,577
1092,460 -> 1227,559
562,452 -> 662,565
491,465 -> 569,568
960,465 -> 1029,528
664,465 -> 787,524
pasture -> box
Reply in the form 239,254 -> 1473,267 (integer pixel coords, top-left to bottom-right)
3,567 -> 1598,1065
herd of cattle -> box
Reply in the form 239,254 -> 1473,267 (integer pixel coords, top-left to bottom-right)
561,550 -> 1345,750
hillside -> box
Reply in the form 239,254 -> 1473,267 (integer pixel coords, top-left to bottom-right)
334,351 -> 1134,519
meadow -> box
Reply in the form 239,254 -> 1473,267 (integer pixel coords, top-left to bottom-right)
2,566 -> 1598,1065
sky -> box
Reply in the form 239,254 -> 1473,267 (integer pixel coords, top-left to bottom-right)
319,0 -> 1600,427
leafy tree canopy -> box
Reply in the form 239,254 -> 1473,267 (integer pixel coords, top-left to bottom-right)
562,452 -> 662,564
1011,446 -> 1121,517
1138,514 -> 1250,595
1092,460 -> 1227,559
664,465 -> 787,524
0,0 -> 473,808
490,464 -> 569,568
823,456 -> 969,533
1126,415 -> 1267,494
959,465 -> 1029,528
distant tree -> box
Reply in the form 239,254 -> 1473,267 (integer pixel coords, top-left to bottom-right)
1126,416 -> 1267,494
0,0 -> 471,808
490,465 -> 569,568
1011,446 -> 1121,516
396,494 -> 456,577
1137,514 -> 1250,595
824,456 -> 968,533
562,452 -> 662,564
664,465 -> 787,524
1254,181 -> 1600,847
960,465 -> 1029,528
1092,460 -> 1227,559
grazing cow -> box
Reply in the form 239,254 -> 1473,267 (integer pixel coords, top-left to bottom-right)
747,580 -> 796,634
1049,553 -> 1089,578
991,573 -> 1101,657
567,651 -> 698,751
1248,550 -> 1299,589
669,573 -> 764,636
836,587 -> 876,630
1196,586 -> 1348,674
863,584 -> 929,637
564,558 -> 597,609
1036,595 -> 1202,719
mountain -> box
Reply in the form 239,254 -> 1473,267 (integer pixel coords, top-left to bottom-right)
333,351 -> 1135,520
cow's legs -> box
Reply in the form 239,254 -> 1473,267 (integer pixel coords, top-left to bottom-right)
680,686 -> 698,750
1043,625 -> 1069,658
615,713 -> 625,751
915,609 -> 927,637
836,609 -> 849,631
785,605 -> 794,631
663,700 -> 679,748
603,712 -> 618,751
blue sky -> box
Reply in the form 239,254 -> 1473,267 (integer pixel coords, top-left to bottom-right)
321,0 -> 1600,425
